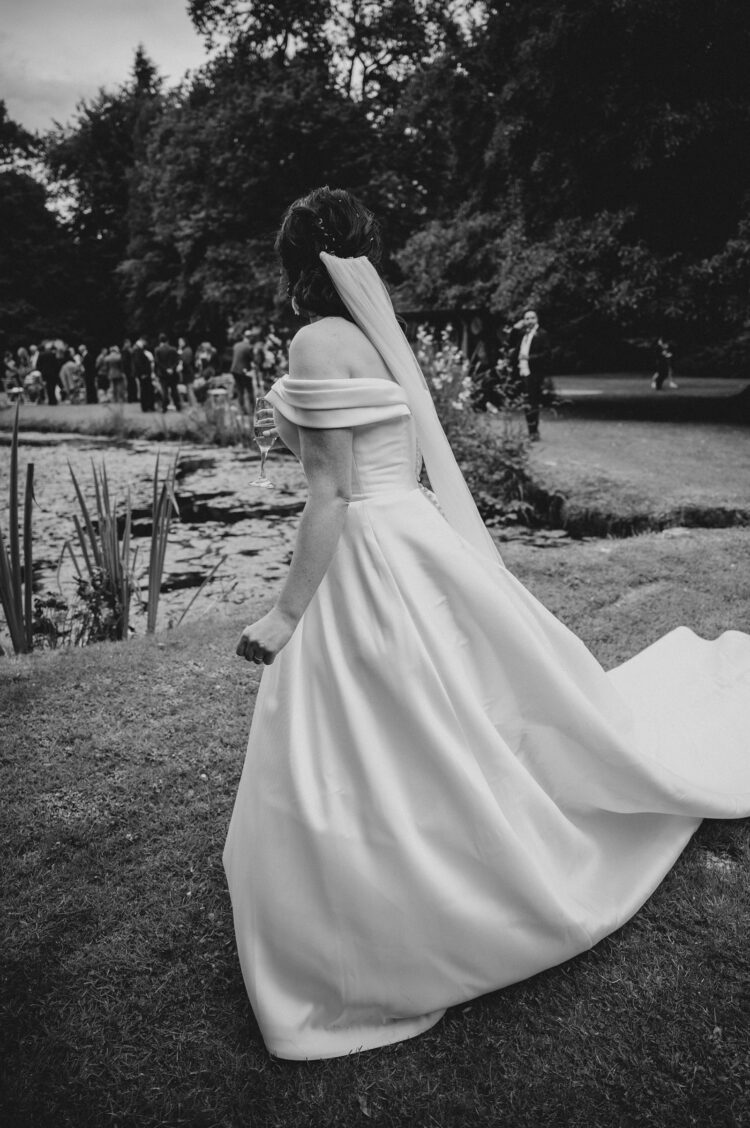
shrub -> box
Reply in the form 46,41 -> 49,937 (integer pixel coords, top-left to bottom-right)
414,326 -> 532,523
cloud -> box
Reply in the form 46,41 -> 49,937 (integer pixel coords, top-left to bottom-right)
0,0 -> 208,131
1,55 -> 111,132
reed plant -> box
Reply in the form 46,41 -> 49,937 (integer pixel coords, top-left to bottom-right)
64,461 -> 139,643
146,451 -> 179,633
0,403 -> 34,653
62,452 -> 180,642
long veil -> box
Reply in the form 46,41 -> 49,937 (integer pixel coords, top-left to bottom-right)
320,252 -> 503,566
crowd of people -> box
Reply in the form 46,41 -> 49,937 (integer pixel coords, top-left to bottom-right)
3,321 -> 680,445
1,327 -> 289,415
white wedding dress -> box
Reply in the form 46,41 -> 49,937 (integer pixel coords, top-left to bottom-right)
223,262 -> 750,1062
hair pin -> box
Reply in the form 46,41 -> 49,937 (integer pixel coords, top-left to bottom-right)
315,216 -> 336,252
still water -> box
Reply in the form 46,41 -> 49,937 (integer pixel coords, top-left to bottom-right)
0,432 -> 307,638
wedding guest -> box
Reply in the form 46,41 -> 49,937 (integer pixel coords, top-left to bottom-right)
37,341 -> 63,406
78,344 -> 98,404
510,309 -> 550,441
154,333 -> 182,412
132,336 -> 155,412
105,346 -> 125,403
178,336 -> 196,405
651,337 -> 679,390
193,341 -> 217,404
121,338 -> 137,402
230,328 -> 260,415
95,347 -> 110,402
59,349 -> 82,401
3,350 -> 18,391
16,346 -> 32,380
23,368 -> 44,403
197,341 -> 218,379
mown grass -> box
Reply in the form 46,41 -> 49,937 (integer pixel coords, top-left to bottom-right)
522,415 -> 750,535
2,526 -> 750,1128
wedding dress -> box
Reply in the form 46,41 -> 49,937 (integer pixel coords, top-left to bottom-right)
223,256 -> 750,1061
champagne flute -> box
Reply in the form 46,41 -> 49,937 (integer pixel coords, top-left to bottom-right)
250,395 -> 277,488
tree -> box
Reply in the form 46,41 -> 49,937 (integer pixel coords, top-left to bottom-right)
0,102 -> 84,350
43,47 -> 165,341
395,0 -> 750,369
119,47 -> 393,335
477,0 -> 750,255
189,0 -> 332,56
0,101 -> 39,168
189,0 -> 469,106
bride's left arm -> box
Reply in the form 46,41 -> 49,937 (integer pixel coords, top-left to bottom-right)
236,423 -> 353,665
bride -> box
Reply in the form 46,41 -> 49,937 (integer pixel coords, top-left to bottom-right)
224,186 -> 750,1061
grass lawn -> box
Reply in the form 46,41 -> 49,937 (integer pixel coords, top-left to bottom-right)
2,524 -> 750,1128
523,414 -> 750,532
0,401 -> 220,443
5,402 -> 749,536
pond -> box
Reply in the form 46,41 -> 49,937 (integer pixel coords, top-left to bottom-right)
0,431 -> 308,640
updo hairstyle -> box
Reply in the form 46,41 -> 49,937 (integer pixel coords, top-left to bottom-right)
275,187 -> 382,320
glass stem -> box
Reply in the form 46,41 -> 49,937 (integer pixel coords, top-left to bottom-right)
259,449 -> 268,480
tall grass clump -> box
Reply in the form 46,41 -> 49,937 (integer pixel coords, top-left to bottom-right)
0,403 -> 34,653
146,451 -> 179,633
414,327 -> 533,524
61,452 -> 179,643
64,461 -> 139,643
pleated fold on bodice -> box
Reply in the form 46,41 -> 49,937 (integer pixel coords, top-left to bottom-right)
267,374 -> 420,500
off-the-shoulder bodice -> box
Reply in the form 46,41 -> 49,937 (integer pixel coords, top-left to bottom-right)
266,374 -> 419,500
266,375 -> 410,429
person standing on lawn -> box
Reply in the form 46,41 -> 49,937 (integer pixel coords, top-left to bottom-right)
230,328 -> 261,415
132,337 -> 155,412
178,336 -> 196,406
155,333 -> 182,412
121,338 -> 137,402
37,341 -> 63,406
651,337 -> 679,390
77,344 -> 97,404
511,309 -> 551,441
106,346 -> 126,404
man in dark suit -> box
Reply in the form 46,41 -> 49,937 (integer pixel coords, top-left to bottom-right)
37,341 -> 63,406
121,338 -> 137,403
230,328 -> 261,415
154,333 -> 182,412
512,309 -> 550,441
78,343 -> 97,404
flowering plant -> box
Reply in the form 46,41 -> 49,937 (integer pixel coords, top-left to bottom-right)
412,324 -> 533,525
413,326 -> 475,430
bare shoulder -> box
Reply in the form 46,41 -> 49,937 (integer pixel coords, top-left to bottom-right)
289,319 -> 355,381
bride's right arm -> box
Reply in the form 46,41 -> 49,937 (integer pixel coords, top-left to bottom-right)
236,327 -> 353,666
274,422 -> 352,623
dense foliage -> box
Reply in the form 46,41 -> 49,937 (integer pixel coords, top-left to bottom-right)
2,1 -> 749,372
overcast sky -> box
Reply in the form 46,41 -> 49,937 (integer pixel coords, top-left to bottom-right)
2,0 -> 210,133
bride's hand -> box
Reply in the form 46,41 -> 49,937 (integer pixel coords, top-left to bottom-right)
236,608 -> 296,666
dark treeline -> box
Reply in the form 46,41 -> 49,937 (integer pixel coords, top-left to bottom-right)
2,0 -> 750,373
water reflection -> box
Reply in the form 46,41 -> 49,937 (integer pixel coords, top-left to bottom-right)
0,432 -> 306,635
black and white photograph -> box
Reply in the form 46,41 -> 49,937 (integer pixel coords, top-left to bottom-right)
2,2 -> 750,1126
